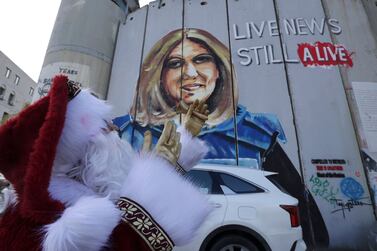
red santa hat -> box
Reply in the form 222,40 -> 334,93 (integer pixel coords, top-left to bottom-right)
0,75 -> 71,224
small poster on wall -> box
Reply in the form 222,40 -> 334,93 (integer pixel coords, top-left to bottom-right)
34,62 -> 90,101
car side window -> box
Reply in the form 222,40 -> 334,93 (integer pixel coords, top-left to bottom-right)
218,173 -> 264,194
186,170 -> 213,194
266,175 -> 289,195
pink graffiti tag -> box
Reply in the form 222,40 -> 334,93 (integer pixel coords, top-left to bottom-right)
297,42 -> 353,67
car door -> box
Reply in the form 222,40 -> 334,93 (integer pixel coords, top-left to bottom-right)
187,170 -> 228,224
213,172 -> 265,224
178,170 -> 228,250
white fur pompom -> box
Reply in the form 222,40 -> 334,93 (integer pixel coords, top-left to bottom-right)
54,90 -> 112,174
42,196 -> 121,251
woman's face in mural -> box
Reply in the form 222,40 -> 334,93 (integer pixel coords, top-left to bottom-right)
162,39 -> 219,105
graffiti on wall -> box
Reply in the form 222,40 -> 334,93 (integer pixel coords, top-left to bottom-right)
297,42 -> 353,67
234,18 -> 353,68
330,198 -> 371,218
309,175 -> 339,206
310,174 -> 371,218
34,62 -> 89,101
310,158 -> 372,218
331,177 -> 371,219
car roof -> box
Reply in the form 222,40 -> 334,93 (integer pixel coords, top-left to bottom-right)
193,163 -> 276,176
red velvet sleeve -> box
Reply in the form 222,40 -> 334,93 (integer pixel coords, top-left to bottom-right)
111,223 -> 151,251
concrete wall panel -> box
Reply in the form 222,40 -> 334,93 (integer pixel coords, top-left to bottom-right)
107,7 -> 148,117
274,0 -> 375,248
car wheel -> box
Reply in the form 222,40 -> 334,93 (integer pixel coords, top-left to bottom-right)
209,235 -> 260,251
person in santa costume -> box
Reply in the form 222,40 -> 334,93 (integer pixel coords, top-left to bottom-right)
0,75 -> 211,251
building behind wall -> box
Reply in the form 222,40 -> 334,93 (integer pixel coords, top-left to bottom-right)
0,51 -> 37,124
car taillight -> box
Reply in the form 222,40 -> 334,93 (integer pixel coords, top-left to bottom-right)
280,205 -> 300,228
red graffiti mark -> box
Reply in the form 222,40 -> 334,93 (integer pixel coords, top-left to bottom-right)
355,170 -> 361,177
297,42 -> 353,67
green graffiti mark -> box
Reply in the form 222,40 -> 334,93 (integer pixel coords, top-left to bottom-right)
309,175 -> 339,206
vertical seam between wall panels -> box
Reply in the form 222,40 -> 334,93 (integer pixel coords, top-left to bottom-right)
360,0 -> 377,44
320,0 -> 377,219
105,19 -> 122,99
225,0 -> 239,166
271,0 -> 306,186
271,0 -> 316,245
131,6 -> 149,147
180,0 -> 185,125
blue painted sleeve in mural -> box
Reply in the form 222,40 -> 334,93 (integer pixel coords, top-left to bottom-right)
113,114 -> 163,151
113,105 -> 287,168
241,106 -> 287,143
113,114 -> 132,132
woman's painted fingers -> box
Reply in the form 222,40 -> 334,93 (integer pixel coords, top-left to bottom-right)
142,130 -> 152,152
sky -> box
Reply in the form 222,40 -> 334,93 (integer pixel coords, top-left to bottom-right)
139,0 -> 153,7
0,0 -> 152,82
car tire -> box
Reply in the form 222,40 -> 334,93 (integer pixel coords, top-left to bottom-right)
209,235 -> 260,251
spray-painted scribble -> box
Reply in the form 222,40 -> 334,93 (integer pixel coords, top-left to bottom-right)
330,198 -> 371,218
309,175 -> 339,206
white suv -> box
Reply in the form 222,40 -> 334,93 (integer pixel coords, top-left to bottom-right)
174,164 -> 307,251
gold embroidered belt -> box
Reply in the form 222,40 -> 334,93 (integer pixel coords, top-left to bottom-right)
118,197 -> 174,251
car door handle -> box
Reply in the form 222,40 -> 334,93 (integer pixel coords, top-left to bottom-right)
211,203 -> 222,208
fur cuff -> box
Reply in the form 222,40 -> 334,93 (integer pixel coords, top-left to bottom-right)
177,126 -> 208,172
42,196 -> 120,251
121,153 -> 211,245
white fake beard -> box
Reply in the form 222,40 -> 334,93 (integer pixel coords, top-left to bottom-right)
67,131 -> 135,201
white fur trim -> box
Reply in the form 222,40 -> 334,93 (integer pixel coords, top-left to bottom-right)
121,153 -> 211,245
48,177 -> 95,207
0,187 -> 18,213
42,196 -> 121,251
69,131 -> 134,202
54,89 -> 112,174
177,126 -> 208,172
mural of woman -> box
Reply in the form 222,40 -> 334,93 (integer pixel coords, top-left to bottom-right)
115,28 -> 285,166
113,28 -> 329,247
